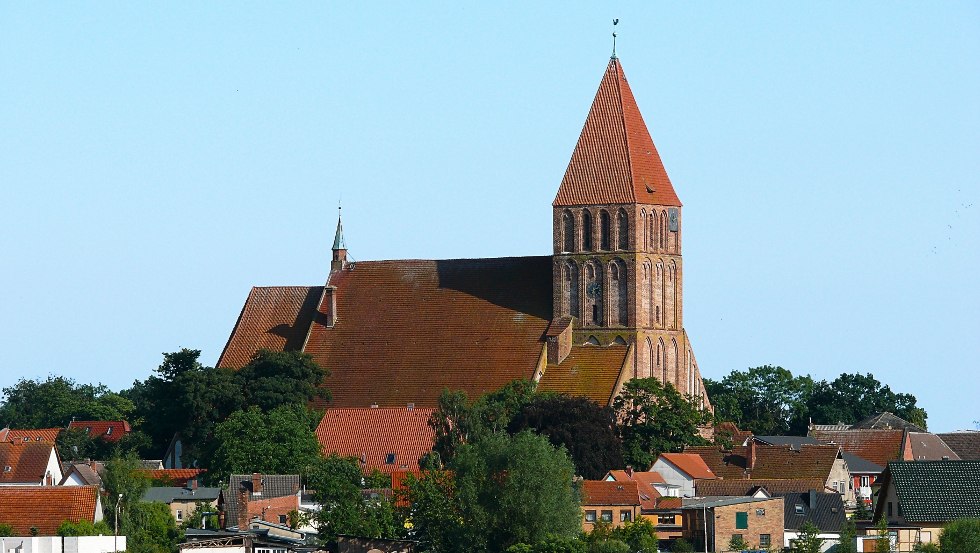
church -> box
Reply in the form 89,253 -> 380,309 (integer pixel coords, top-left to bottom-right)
218,55 -> 711,412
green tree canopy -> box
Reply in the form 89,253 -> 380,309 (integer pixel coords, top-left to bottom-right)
808,372 -> 927,429
613,378 -> 710,469
793,521 -> 824,553
509,394 -> 624,479
305,454 -> 402,542
0,376 -> 133,429
939,518 -> 980,553
703,365 -> 813,435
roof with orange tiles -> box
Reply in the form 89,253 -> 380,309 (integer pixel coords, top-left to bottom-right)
143,468 -> 206,485
606,470 -> 663,511
695,478 -> 827,497
580,479 -> 641,506
537,345 -> 629,405
67,420 -> 131,442
217,286 -> 323,369
0,486 -> 100,535
220,257 -> 555,409
554,58 -> 680,207
247,494 -> 299,522
315,407 -> 436,475
656,453 -> 717,480
684,444 -> 840,481
809,428 -> 907,467
0,441 -> 57,484
655,497 -> 683,510
2,428 -> 62,443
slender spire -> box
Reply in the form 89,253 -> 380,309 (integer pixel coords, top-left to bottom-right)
332,205 -> 346,251
611,18 -> 619,59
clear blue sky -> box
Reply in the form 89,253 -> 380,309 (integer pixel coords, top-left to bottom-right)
2,3 -> 977,432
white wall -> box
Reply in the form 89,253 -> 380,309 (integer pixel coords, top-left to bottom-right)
784,531 -> 840,552
650,458 -> 695,498
0,537 -> 124,553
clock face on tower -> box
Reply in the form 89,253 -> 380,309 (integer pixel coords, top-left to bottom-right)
586,281 -> 602,298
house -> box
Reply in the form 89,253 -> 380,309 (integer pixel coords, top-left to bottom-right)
872,460 -> 980,550
809,427 -> 911,467
936,430 -> 980,460
695,478 -> 827,497
315,406 -> 435,475
67,420 -> 131,443
60,461 -> 103,487
0,441 -> 63,486
216,56 -> 715,414
603,467 -> 690,542
907,432 -> 960,461
604,468 -> 664,512
851,412 -> 925,432
0,485 -> 103,535
144,481 -> 221,525
0,428 -> 62,444
219,473 -> 302,530
579,480 -> 641,531
681,496 -> 784,552
777,491 -> 846,552
650,453 -> 716,498
685,443 -> 853,505
841,452 -> 883,507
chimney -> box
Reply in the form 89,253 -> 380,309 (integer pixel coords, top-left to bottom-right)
747,439 -> 757,472
809,489 -> 817,510
545,317 -> 573,365
318,286 -> 338,327
45,471 -> 53,486
625,465 -> 634,478
190,478 -> 198,491
238,486 -> 249,530
252,473 -> 263,495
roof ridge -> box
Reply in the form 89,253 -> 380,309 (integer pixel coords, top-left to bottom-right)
613,59 -> 637,204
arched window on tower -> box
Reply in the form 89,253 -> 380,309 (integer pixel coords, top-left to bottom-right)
640,209 -> 647,251
669,261 -> 678,329
645,337 -> 654,379
609,259 -> 628,326
658,339 -> 666,383
649,210 -> 658,251
672,339 -> 680,389
599,210 -> 611,251
641,261 -> 652,327
617,208 -> 629,250
585,261 -> 603,326
582,210 -> 593,251
563,260 -> 579,319
660,211 -> 668,250
562,210 -> 574,253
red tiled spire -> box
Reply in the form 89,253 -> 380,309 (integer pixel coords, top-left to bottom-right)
554,58 -> 681,207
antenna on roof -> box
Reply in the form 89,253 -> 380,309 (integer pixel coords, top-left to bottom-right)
611,18 -> 619,59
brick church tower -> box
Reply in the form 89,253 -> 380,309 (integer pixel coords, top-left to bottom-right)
552,57 -> 705,401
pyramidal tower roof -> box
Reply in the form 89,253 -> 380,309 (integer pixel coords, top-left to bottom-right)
554,58 -> 681,207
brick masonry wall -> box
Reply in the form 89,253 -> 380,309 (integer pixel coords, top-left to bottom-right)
713,498 -> 784,551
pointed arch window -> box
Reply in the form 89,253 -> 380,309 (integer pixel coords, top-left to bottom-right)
660,211 -> 668,250
585,261 -> 603,326
671,339 -> 680,388
562,210 -> 575,253
640,209 -> 647,250
599,210 -> 611,251
564,260 -> 579,319
658,339 -> 666,383
616,209 -> 629,250
582,210 -> 593,251
609,260 -> 628,326
649,210 -> 658,251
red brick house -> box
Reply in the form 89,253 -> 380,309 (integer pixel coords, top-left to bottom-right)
579,480 -> 642,531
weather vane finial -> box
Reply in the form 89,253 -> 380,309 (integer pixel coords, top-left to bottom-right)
611,18 -> 619,59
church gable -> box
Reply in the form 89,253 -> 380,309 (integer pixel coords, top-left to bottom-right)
218,286 -> 323,369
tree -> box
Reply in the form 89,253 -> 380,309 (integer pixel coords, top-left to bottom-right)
123,501 -> 182,553
236,349 -> 330,411
101,454 -> 151,527
874,516 -> 892,553
939,518 -> 980,553
613,378 -> 710,469
305,454 -> 403,542
728,534 -> 749,552
837,518 -> 858,553
57,519 -> 112,536
703,366 -> 813,435
509,394 -> 624,479
206,404 -> 321,483
611,518 -> 658,553
670,538 -> 694,552
807,373 -> 927,430
0,524 -> 12,537
793,522 -> 824,553
0,376 -> 133,429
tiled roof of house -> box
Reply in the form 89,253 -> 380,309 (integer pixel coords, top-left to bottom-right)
315,407 -> 436,475
0,441 -> 56,484
143,468 -> 207,486
223,474 -> 301,530
143,486 -> 221,503
554,58 -> 680,207
936,431 -> 980,461
60,462 -> 103,486
684,444 -> 839,481
841,452 -> 883,474
809,429 -> 906,467
0,486 -> 100,535
908,432 -> 960,461
2,428 -> 62,443
852,412 -> 925,432
657,453 -> 716,479
246,494 -> 300,522
67,420 -> 131,443
217,286 -> 322,369
537,345 -> 629,405
776,491 -> 846,532
695,478 -> 827,497
880,460 -> 980,523
752,436 -> 821,450
606,470 -> 663,511
655,497 -> 683,510
580,480 -> 641,506
222,257 -> 556,409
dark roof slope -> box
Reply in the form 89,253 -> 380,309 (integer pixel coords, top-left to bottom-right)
777,491 -> 846,532
685,444 -> 839,481
936,431 -> 980,461
852,412 -> 925,432
315,407 -> 435,474
554,58 -> 681,207
144,486 -> 221,503
883,460 -> 980,522
303,257 -> 553,408
0,441 -> 55,484
752,436 -> 820,450
537,345 -> 629,405
809,429 -> 906,467
696,478 -> 826,497
908,432 -> 960,461
841,452 -> 883,474
0,486 -> 100,535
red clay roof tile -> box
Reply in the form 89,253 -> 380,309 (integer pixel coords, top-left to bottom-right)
67,420 -> 130,443
581,479 -> 641,506
554,58 -> 680,207
3,428 -> 62,443
606,470 -> 663,510
0,486 -> 100,535
217,286 -> 323,369
316,407 -> 436,475
809,429 -> 906,467
143,468 -> 206,486
537,345 -> 629,405
658,453 -> 717,479
0,441 -> 56,484
685,444 -> 839,481
696,478 -> 827,496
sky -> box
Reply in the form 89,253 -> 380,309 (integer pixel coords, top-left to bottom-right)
1,3 -> 977,433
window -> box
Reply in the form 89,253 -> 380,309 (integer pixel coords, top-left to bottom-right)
731,534 -> 743,545
385,453 -> 396,464
106,427 -> 112,435
760,534 -> 771,548
887,502 -> 893,517
582,211 -> 593,251
832,481 -> 839,492
620,510 -> 631,522
795,504 -> 805,515
562,210 -> 575,252
897,503 -> 903,517
176,509 -> 183,521
585,510 -> 597,523
616,208 -> 629,250
599,210 -> 610,250
279,514 -> 287,524
658,514 -> 675,525
755,508 -> 766,516
861,476 -> 870,487
841,480 -> 847,492
600,510 -> 613,523
735,511 -> 748,529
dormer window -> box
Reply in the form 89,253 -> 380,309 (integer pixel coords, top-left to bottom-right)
795,504 -> 804,515
385,453 -> 396,465
106,427 -> 112,436
85,427 -> 91,433
3,466 -> 11,473
23,437 -> 29,442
